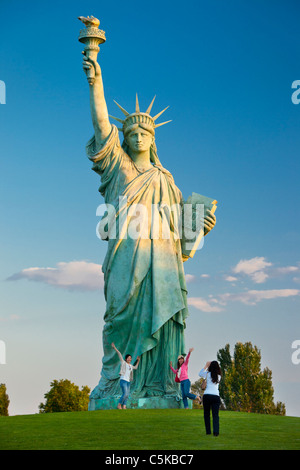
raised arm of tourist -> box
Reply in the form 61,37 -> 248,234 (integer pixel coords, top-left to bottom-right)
199,361 -> 211,377
132,356 -> 141,370
111,342 -> 124,363
169,361 -> 178,374
184,348 -> 194,365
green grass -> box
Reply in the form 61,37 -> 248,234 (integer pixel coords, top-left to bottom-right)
1,409 -> 299,450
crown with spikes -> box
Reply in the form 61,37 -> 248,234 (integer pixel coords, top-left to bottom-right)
109,94 -> 172,136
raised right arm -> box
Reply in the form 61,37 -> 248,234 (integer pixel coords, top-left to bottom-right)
82,52 -> 112,149
111,343 -> 123,363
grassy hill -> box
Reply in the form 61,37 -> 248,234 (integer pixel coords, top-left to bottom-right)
1,409 -> 299,450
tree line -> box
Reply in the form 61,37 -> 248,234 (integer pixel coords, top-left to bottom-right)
0,342 -> 285,416
191,342 -> 285,415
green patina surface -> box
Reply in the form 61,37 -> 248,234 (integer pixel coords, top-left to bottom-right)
79,20 -> 217,408
89,396 -> 192,410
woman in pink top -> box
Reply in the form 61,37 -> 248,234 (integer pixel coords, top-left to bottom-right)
170,348 -> 201,409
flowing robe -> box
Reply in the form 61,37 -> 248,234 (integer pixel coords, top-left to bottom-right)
87,125 -> 189,399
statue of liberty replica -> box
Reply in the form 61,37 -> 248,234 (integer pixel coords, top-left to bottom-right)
78,16 -> 217,409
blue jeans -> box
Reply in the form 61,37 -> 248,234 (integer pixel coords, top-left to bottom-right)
119,379 -> 131,405
180,379 -> 197,409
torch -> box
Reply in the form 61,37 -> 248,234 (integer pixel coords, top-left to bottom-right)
78,16 -> 106,85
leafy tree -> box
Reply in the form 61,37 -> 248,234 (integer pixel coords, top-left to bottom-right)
217,342 -> 285,415
0,383 -> 9,416
191,378 -> 204,409
39,379 -> 90,413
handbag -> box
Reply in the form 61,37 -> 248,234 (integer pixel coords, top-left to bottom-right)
175,365 -> 182,383
201,378 -> 207,390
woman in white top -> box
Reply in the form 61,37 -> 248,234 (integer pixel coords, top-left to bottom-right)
112,343 -> 140,409
199,361 -> 222,436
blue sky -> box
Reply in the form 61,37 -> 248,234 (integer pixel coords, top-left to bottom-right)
1,0 -> 300,417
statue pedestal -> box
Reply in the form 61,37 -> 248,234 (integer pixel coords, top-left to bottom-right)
89,396 -> 191,410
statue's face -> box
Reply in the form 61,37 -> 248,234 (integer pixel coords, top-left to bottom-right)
126,128 -> 153,153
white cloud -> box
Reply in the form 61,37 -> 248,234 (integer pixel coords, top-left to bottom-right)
0,314 -> 21,322
250,271 -> 269,284
188,297 -> 223,313
7,261 -> 104,292
230,257 -> 299,284
233,257 -> 272,275
232,256 -> 272,283
224,275 -> 238,282
186,257 -> 300,313
185,274 -> 196,283
274,266 -> 299,275
219,289 -> 300,306
188,288 -> 299,313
